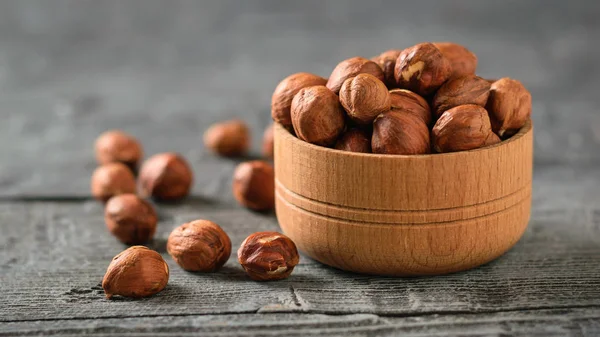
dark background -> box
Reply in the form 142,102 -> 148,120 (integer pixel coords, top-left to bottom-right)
0,0 -> 598,198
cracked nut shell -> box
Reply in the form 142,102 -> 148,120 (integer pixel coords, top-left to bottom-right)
326,56 -> 385,94
104,194 -> 157,245
95,130 -> 143,172
432,104 -> 501,153
139,153 -> 193,201
371,49 -> 402,88
334,128 -> 372,153
102,246 -> 169,299
167,220 -> 231,272
372,112 -> 431,155
233,160 -> 275,211
271,72 -> 328,129
389,89 -> 432,126
291,85 -> 345,146
432,75 -> 491,118
486,78 -> 532,137
433,42 -> 478,78
91,162 -> 137,202
339,73 -> 391,125
204,119 -> 250,157
237,231 -> 299,281
394,42 -> 452,96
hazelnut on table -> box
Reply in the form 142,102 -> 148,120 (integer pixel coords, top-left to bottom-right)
238,232 -> 300,281
139,153 -> 193,201
262,123 -> 274,159
91,162 -> 137,202
104,194 -> 157,245
232,160 -> 275,212
95,130 -> 143,172
203,119 -> 250,157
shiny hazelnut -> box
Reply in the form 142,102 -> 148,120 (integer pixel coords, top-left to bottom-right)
339,73 -> 391,125
271,73 -> 327,129
139,153 -> 193,201
326,56 -> 385,94
372,112 -> 430,155
237,232 -> 299,281
334,128 -> 372,153
432,75 -> 491,118
486,78 -> 532,137
95,130 -> 143,172
394,42 -> 452,96
432,104 -> 501,153
291,85 -> 345,146
371,49 -> 401,88
203,119 -> 250,157
262,124 -> 274,159
389,89 -> 432,126
91,163 -> 137,202
433,42 -> 478,78
233,160 -> 275,211
167,220 -> 231,272
102,246 -> 169,299
104,194 -> 157,245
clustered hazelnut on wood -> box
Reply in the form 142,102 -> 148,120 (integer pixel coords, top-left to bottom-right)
271,42 -> 532,154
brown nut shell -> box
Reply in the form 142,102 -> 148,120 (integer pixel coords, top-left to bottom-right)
432,75 -> 491,118
233,160 -> 275,212
237,231 -> 300,281
334,128 -> 372,153
388,89 -> 432,126
167,220 -> 231,272
104,194 -> 157,245
91,163 -> 137,202
102,246 -> 169,299
95,130 -> 143,172
371,49 -> 402,88
339,73 -> 391,125
432,104 -> 501,153
486,78 -> 532,137
203,119 -> 250,157
433,42 -> 478,78
394,43 -> 452,96
139,153 -> 193,201
291,85 -> 345,146
372,112 -> 431,155
271,73 -> 328,129
326,57 -> 385,94
262,124 -> 274,159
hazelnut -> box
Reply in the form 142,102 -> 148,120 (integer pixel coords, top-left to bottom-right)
486,78 -> 532,137
271,72 -> 327,129
91,163 -> 137,202
262,124 -> 274,159
203,119 -> 250,157
432,75 -> 491,118
326,57 -> 385,94
237,232 -> 299,281
102,246 -> 169,299
372,112 -> 430,155
334,128 -> 372,153
291,85 -> 345,146
433,42 -> 478,78
104,194 -> 157,245
167,220 -> 231,272
232,160 -> 275,212
339,73 -> 391,125
389,89 -> 432,126
371,49 -> 401,88
95,130 -> 143,172
432,104 -> 501,153
394,42 -> 452,96
139,153 -> 193,201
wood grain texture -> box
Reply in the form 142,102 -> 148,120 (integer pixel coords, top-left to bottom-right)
274,122 -> 532,275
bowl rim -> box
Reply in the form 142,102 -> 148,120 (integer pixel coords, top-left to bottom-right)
276,119 -> 532,159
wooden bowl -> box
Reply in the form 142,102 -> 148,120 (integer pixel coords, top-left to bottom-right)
274,121 -> 533,276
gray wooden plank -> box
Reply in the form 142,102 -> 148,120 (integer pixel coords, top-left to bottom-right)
2,309 -> 599,337
1,166 -> 599,324
0,0 -> 599,196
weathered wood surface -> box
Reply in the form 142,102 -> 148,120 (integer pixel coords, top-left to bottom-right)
1,1 -> 599,336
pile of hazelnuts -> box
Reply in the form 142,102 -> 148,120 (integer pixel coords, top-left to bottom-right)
271,42 -> 532,154
91,127 -> 297,299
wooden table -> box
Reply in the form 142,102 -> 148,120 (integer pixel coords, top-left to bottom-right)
1,1 -> 599,336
